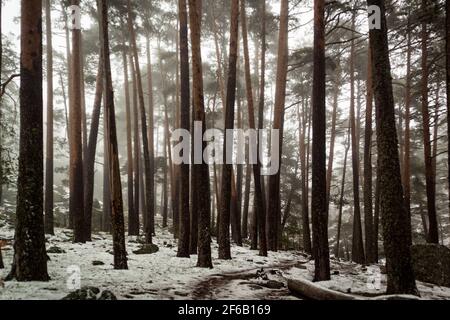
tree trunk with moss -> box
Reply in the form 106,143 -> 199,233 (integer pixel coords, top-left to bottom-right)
420,0 -> 438,244
311,0 -> 330,282
11,0 -> 49,281
44,0 -> 54,235
177,0 -> 191,258
446,0 -> 450,229
367,0 -> 417,295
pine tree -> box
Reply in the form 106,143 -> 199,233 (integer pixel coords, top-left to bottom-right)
364,44 -> 376,263
126,0 -> 154,244
10,0 -> 49,281
188,0 -> 212,268
84,53 -> 103,238
70,0 -> 85,243
420,0 -> 439,244
445,0 -> 450,230
98,0 -> 128,270
44,0 -> 54,235
177,0 -> 191,258
311,0 -> 330,282
241,0 -> 267,256
122,35 -> 137,236
218,0 -> 240,260
367,0 -> 417,295
267,0 -> 289,252
349,12 -> 365,264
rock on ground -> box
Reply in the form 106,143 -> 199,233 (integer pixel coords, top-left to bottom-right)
411,244 -> 450,287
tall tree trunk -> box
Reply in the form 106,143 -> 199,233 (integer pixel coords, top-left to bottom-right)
84,53 -> 104,238
123,44 -> 137,236
162,99 -> 172,230
374,166 -> 380,262
0,0 -> 3,205
218,0 -> 240,260
367,0 -> 417,295
98,0 -> 128,269
0,244 -> 3,269
234,100 -> 243,246
446,0 -> 450,229
336,129 -> 350,260
44,0 -> 54,235
145,35 -> 156,236
250,197 -> 258,250
188,0 -> 212,268
173,23 -> 181,239
102,93 -> 111,233
311,0 -> 330,282
281,159 -> 299,235
432,82 -> 440,178
242,160 -> 251,240
130,50 -> 140,235
70,0 -> 85,243
257,0 -> 267,245
364,45 -> 376,263
80,37 -> 88,180
326,62 -> 340,208
190,110 -> 199,254
267,0 -> 289,252
241,0 -> 267,256
299,99 -> 312,254
61,4 -> 74,228
403,16 -> 412,239
10,0 -> 49,281
162,125 -> 169,229
177,0 -> 191,258
126,0 -> 154,244
349,12 -> 365,264
420,0 -> 439,244
157,40 -> 172,230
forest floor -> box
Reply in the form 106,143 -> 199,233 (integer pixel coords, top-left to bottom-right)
1,218 -> 450,300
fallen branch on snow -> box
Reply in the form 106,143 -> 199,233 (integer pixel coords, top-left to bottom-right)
288,278 -> 420,301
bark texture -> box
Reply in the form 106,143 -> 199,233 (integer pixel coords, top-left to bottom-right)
44,0 -> 54,235
13,0 -> 49,281
367,0 -> 417,295
311,0 -> 330,282
99,0 -> 128,269
218,0 -> 240,260
188,0 -> 212,268
70,0 -> 85,243
267,0 -> 289,252
177,0 -> 191,258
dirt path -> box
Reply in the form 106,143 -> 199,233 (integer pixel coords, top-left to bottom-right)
191,261 -> 307,300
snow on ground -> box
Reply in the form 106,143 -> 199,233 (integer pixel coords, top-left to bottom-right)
0,223 -> 303,300
284,259 -> 450,300
1,219 -> 450,300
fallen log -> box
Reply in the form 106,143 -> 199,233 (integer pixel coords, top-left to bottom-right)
288,278 -> 358,300
288,278 -> 421,300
